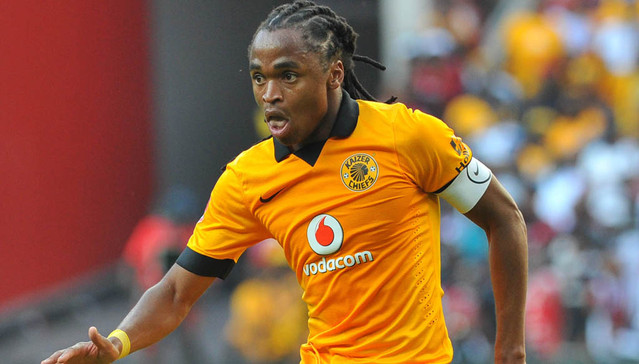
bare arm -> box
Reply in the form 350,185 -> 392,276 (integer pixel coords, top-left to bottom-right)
42,264 -> 216,363
116,264 -> 216,353
464,176 -> 528,364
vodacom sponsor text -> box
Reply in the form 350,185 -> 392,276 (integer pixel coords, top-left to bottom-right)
303,250 -> 374,276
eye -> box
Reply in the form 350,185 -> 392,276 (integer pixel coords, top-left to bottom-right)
252,73 -> 265,85
283,72 -> 297,82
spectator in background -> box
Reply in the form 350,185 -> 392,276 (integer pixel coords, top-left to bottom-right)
121,186 -> 207,364
402,26 -> 464,118
502,3 -> 565,99
124,186 -> 201,292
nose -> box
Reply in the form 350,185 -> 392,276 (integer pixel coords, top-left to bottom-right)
262,80 -> 282,104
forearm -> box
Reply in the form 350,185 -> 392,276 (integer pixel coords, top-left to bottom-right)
111,265 -> 215,356
114,280 -> 189,353
487,208 -> 528,363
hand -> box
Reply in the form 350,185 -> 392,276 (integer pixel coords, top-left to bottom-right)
41,326 -> 120,364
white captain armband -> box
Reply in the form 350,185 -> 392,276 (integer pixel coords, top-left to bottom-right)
437,157 -> 492,214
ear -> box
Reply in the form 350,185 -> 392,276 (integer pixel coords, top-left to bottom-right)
327,60 -> 345,90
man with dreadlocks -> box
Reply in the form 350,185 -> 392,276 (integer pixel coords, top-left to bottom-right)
43,1 -> 527,363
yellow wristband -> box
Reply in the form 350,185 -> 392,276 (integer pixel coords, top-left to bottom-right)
107,329 -> 131,360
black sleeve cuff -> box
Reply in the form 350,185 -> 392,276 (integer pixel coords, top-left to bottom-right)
175,246 -> 235,279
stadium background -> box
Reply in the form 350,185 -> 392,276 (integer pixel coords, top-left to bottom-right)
1,0 -> 638,363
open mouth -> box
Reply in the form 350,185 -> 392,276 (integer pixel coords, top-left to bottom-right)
265,111 -> 289,137
267,116 -> 287,128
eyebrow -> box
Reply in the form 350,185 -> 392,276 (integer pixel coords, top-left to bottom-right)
249,59 -> 300,72
249,62 -> 261,71
273,60 -> 300,70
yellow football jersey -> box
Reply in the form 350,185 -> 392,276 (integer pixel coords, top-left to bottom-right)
178,92 -> 472,363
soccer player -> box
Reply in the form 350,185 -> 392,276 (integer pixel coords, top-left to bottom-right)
42,1 -> 527,363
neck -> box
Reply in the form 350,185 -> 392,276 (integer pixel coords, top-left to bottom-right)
324,87 -> 343,131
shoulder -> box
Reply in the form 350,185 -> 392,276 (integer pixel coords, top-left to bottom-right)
357,100 -> 454,150
357,100 -> 444,130
225,137 -> 275,173
213,138 -> 275,199
356,99 -> 406,122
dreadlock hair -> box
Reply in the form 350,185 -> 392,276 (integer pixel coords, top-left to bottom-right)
250,0 -> 396,104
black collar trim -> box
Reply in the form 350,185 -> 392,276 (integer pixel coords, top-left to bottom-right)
273,90 -> 359,166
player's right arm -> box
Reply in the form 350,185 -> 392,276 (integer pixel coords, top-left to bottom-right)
41,264 -> 216,364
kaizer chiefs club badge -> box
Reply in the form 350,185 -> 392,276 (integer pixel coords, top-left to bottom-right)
340,153 -> 379,192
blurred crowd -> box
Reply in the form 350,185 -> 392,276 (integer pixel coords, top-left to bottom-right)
391,0 -> 638,363
124,1 -> 639,363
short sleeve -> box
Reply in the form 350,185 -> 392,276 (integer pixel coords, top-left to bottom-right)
393,106 -> 472,193
187,166 -> 271,263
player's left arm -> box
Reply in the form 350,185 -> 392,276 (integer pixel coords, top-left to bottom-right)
438,158 -> 528,364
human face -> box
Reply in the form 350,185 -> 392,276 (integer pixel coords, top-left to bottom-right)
249,28 -> 341,151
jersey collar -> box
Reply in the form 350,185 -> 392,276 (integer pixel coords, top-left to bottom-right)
273,90 -> 359,166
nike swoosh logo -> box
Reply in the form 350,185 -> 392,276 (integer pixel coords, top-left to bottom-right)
259,187 -> 285,203
473,163 -> 479,176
